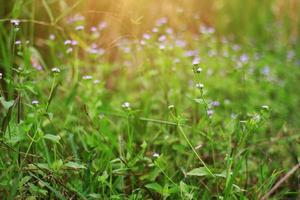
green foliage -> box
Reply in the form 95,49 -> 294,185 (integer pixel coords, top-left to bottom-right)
0,0 -> 299,199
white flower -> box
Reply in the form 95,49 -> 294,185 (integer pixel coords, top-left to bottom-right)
207,109 -> 214,116
0,72 -> 2,79
196,83 -> 204,89
231,113 -> 237,119
51,67 -> 61,73
90,26 -> 98,32
158,35 -> 166,42
240,54 -> 249,63
11,19 -> 20,26
192,57 -> 201,65
152,27 -> 159,33
159,44 -> 165,50
143,33 -> 151,40
98,21 -> 107,30
49,34 -> 55,40
196,67 -> 202,73
156,17 -> 168,26
121,102 -> 130,109
15,40 -> 21,45
140,40 -> 146,46
31,100 -> 39,105
75,25 -> 84,31
261,105 -> 269,110
64,40 -> 72,45
93,80 -> 100,84
168,104 -> 175,109
66,48 -> 73,54
153,152 -> 160,158
82,75 -> 93,80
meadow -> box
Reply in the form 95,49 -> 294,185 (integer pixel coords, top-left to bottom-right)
0,0 -> 299,199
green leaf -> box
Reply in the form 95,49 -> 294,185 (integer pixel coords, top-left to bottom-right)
187,167 -> 213,177
29,172 -> 66,200
97,171 -> 109,184
64,161 -> 86,169
0,97 -> 14,110
180,181 -> 189,193
194,98 -> 205,104
145,182 -> 163,194
43,134 -> 61,143
51,159 -> 63,171
19,176 -> 31,188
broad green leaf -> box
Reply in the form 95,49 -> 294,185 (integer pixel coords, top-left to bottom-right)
145,182 -> 163,194
0,97 -> 14,110
187,167 -> 213,177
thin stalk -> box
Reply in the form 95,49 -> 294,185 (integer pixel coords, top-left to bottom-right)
177,125 -> 214,177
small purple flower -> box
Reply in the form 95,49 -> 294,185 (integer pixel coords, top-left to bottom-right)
208,50 -> 216,57
158,35 -> 166,42
184,50 -> 198,57
232,44 -> 241,51
49,34 -> 56,40
166,28 -> 173,35
75,25 -> 84,31
82,75 -> 93,80
143,33 -> 151,40
240,54 -> 249,63
156,17 -> 168,26
64,40 -> 72,45
207,109 -> 214,117
90,26 -> 98,32
15,40 -> 21,45
34,65 -> 43,71
159,44 -> 166,50
261,65 -> 270,76
98,21 -> 108,30
223,51 -> 229,57
199,26 -> 215,34
152,27 -> 159,33
211,101 -> 220,107
66,48 -> 73,54
174,58 -> 180,64
287,50 -> 295,60
71,40 -> 78,46
67,14 -> 85,24
87,48 -> 99,55
192,57 -> 201,65
175,40 -> 186,47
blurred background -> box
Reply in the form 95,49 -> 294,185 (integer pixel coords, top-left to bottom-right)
0,0 -> 299,45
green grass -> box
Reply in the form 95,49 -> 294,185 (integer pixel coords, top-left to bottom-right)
0,0 -> 300,199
